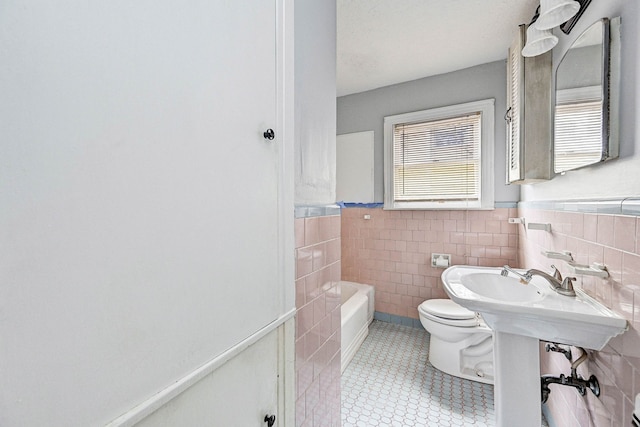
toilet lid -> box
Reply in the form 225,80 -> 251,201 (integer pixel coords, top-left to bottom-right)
419,299 -> 476,320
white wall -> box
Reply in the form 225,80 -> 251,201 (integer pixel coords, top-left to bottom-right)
294,0 -> 337,205
337,61 -> 520,204
336,131 -> 375,203
521,0 -> 639,201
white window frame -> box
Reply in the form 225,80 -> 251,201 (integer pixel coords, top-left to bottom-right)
383,99 -> 495,210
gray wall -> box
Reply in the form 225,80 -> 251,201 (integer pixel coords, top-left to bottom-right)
295,0 -> 337,205
522,0 -> 639,201
337,61 -> 520,204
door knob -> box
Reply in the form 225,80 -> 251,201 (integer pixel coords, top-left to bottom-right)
263,128 -> 275,140
264,414 -> 276,426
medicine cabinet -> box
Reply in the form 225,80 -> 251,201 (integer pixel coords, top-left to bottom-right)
554,17 -> 621,173
506,24 -> 553,184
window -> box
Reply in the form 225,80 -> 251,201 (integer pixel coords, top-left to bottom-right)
383,99 -> 495,209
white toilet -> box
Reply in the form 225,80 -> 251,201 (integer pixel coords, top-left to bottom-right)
418,299 -> 494,384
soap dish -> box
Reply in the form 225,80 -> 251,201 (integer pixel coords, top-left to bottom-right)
566,262 -> 609,278
541,250 -> 573,262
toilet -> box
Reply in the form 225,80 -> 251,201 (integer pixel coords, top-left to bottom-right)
418,299 -> 494,384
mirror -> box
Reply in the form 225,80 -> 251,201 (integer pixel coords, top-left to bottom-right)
554,18 -> 620,173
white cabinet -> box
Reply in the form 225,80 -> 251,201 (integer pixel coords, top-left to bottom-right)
135,328 -> 281,427
0,1 -> 293,426
506,24 -> 553,184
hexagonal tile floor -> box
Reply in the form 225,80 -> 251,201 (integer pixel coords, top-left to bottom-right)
341,320 -> 548,427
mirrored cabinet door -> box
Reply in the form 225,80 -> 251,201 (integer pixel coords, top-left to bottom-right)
554,17 -> 621,173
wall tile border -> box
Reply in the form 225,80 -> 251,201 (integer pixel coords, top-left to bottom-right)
519,197 -> 640,216
339,201 -> 518,210
295,204 -> 341,219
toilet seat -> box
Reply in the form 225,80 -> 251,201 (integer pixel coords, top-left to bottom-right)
418,299 -> 478,327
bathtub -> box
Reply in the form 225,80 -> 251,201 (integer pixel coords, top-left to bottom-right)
340,280 -> 375,373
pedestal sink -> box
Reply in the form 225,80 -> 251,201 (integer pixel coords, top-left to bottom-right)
441,265 -> 628,427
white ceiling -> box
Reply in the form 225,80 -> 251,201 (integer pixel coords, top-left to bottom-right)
337,0 -> 540,96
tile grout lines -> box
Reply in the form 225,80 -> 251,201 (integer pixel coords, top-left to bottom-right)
341,321 -> 548,427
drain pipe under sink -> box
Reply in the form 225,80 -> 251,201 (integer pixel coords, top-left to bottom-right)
541,345 -> 600,403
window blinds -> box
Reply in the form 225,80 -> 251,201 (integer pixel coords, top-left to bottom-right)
392,113 -> 481,202
554,100 -> 603,172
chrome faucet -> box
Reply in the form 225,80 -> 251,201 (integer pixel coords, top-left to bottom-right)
501,265 -> 576,297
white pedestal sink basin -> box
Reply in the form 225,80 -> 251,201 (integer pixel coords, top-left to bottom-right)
441,265 -> 628,427
461,273 -> 544,303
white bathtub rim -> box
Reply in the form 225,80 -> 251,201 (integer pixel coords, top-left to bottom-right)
340,281 -> 374,373
340,280 -> 374,323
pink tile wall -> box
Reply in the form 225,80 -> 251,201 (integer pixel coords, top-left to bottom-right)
295,214 -> 341,427
519,207 -> 640,427
341,207 -> 519,319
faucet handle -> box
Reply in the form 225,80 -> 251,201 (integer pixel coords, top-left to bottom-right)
559,276 -> 577,296
551,265 -> 563,281
500,265 -> 510,277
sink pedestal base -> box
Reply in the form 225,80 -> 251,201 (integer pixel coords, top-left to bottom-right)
494,332 -> 541,427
